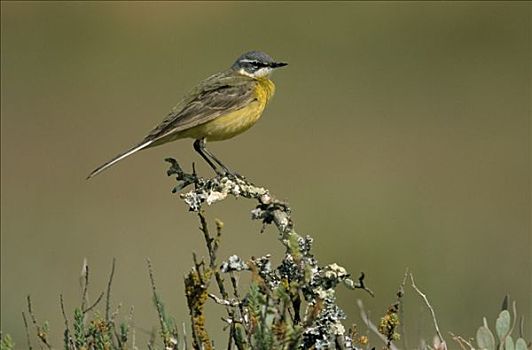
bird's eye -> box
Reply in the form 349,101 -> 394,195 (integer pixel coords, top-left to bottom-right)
253,61 -> 268,68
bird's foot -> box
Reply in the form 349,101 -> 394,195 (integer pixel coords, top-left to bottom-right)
220,169 -> 246,181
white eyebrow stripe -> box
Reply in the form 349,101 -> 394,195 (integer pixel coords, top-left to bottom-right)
239,59 -> 260,63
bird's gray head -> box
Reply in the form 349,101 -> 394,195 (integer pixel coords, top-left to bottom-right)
231,51 -> 287,78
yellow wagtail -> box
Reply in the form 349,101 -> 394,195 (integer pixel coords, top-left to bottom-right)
88,51 -> 287,179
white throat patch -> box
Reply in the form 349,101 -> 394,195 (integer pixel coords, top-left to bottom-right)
239,67 -> 272,78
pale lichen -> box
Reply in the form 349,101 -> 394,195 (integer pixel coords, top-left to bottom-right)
166,159 -> 374,349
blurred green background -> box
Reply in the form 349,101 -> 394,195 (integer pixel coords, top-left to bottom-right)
1,1 -> 530,348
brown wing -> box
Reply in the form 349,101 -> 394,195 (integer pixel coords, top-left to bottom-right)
143,71 -> 257,144
87,71 -> 257,179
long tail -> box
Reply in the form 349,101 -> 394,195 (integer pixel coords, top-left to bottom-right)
87,140 -> 153,179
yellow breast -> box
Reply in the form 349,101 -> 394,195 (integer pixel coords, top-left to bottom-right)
185,78 -> 276,141
254,77 -> 276,106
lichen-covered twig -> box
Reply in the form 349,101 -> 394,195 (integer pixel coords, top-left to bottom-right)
167,159 -> 374,349
197,213 -> 233,313
184,259 -> 213,350
350,272 -> 375,297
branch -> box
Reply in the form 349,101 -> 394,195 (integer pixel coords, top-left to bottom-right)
105,258 -> 116,322
21,312 -> 33,350
409,273 -> 446,348
166,159 -> 376,349
26,295 -> 52,349
80,260 -> 89,312
347,272 -> 375,297
60,294 -> 75,350
83,292 -> 104,315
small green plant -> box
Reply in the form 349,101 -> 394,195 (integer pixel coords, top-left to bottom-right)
452,296 -> 529,350
0,333 -> 15,350
475,296 -> 528,350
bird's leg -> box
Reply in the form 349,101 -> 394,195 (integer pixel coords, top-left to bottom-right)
207,151 -> 246,180
193,139 -> 246,180
203,147 -> 233,175
193,138 -> 245,179
193,138 -> 238,177
193,138 -> 221,174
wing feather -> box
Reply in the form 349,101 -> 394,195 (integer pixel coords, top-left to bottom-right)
144,71 -> 256,144
88,71 -> 257,179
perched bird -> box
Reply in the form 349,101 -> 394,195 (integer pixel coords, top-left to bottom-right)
87,50 -> 287,179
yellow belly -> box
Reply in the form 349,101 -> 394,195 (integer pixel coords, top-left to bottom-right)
179,77 -> 275,141
195,101 -> 264,141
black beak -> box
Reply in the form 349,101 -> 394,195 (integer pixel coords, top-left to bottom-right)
270,61 -> 288,68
